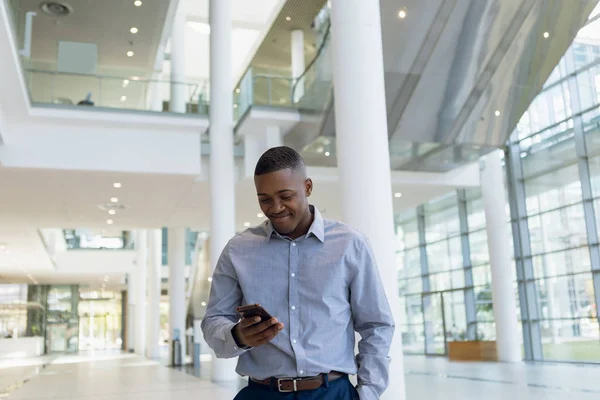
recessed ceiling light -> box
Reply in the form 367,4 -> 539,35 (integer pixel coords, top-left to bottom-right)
113,182 -> 122,188
244,222 -> 251,227
398,9 -> 407,19
495,110 -> 501,117
257,213 -> 264,218
108,210 -> 116,215
543,31 -> 549,39
127,51 -> 134,57
120,96 -> 127,102
233,104 -> 238,109
286,16 -> 291,21
235,88 -> 240,94
134,0 -> 142,6
201,302 -> 207,307
394,192 -> 403,198
106,219 -> 114,225
325,151 -> 331,157
130,27 -> 138,34
111,197 -> 119,203
208,277 -> 213,282
122,80 -> 129,87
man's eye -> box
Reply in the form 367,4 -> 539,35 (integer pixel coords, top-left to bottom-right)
281,196 -> 293,201
259,199 -> 271,204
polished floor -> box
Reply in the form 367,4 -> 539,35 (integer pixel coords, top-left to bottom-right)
2,352 -> 600,399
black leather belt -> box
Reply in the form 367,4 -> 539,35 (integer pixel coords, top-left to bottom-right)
251,371 -> 345,392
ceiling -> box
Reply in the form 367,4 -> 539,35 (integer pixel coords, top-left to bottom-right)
16,0 -> 169,73
244,0 -> 326,75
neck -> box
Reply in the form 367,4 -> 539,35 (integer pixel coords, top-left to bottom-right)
287,206 -> 314,239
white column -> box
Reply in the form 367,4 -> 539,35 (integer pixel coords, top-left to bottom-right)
168,228 -> 187,364
243,126 -> 283,178
146,229 -> 162,359
330,1 -> 405,399
170,3 -> 186,113
291,29 -> 305,102
126,272 -> 136,352
209,0 -> 238,381
135,230 -> 148,356
481,151 -> 521,362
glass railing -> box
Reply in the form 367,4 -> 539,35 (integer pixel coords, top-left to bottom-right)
291,16 -> 333,112
24,69 -> 209,115
234,68 -> 295,122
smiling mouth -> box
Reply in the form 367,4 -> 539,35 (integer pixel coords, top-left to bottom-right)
271,215 -> 291,221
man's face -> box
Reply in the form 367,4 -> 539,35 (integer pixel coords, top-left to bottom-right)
254,168 -> 312,236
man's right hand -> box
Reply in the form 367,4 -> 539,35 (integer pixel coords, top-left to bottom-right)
234,317 -> 284,348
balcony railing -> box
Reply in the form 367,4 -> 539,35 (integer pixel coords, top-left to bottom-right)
24,69 -> 209,115
234,69 -> 295,122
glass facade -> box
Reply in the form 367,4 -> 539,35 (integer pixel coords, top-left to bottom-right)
397,25 -> 600,363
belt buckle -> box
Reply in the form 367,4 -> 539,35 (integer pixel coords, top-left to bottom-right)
277,378 -> 298,393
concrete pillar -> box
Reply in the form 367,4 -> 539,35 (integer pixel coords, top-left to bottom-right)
146,229 -> 162,359
291,29 -> 305,102
209,0 -> 238,381
134,230 -> 148,356
168,227 -> 187,364
481,150 -> 522,362
243,126 -> 283,177
126,271 -> 136,352
330,0 -> 405,398
170,3 -> 186,113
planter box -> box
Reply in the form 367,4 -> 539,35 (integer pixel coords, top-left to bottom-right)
447,341 -> 498,361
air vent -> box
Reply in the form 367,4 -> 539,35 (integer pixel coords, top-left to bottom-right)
98,203 -> 127,212
40,1 -> 73,17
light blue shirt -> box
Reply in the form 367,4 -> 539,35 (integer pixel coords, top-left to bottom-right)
201,206 -> 394,400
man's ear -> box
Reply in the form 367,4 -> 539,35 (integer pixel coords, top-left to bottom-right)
305,178 -> 313,197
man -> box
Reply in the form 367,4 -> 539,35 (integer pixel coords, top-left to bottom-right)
202,146 -> 394,400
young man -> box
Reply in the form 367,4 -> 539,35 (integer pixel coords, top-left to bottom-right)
201,146 -> 394,400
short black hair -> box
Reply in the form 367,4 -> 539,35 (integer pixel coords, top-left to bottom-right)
254,146 -> 305,176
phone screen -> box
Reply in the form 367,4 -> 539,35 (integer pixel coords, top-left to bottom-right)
236,304 -> 272,322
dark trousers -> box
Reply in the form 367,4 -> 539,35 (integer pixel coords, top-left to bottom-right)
233,375 -> 358,400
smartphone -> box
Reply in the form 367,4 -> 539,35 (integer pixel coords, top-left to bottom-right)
236,303 -> 273,322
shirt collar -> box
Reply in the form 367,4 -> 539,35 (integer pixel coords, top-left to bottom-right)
264,205 -> 325,243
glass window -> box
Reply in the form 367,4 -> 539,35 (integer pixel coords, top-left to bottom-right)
541,318 -> 600,362
524,164 -> 582,215
587,155 -> 600,198
396,209 -> 419,249
426,237 -> 462,274
532,247 -> 591,278
469,229 -> 489,266
520,132 -> 578,181
527,204 -> 587,255
536,273 -> 597,320
424,193 -> 460,241
397,247 -> 421,278
472,265 -> 493,287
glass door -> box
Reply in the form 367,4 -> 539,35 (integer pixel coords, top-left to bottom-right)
423,292 -> 447,355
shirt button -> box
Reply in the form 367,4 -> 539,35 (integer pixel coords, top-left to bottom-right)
291,306 -> 296,310
299,370 -> 304,375
293,339 -> 297,344
292,242 -> 296,247
291,273 -> 296,277
234,346 -> 238,350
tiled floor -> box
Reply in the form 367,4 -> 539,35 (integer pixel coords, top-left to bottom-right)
3,352 -> 600,399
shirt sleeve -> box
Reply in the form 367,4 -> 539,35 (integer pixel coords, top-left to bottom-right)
200,241 -> 250,359
350,236 -> 395,400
